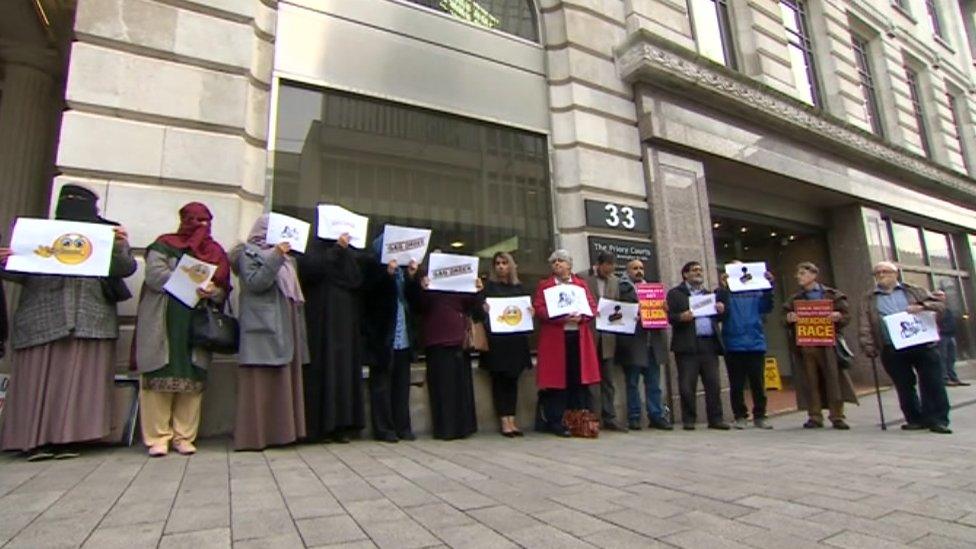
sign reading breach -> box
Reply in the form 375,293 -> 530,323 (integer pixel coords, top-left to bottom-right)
794,299 -> 836,346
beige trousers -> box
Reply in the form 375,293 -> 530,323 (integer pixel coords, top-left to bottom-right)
800,347 -> 844,422
139,389 -> 203,447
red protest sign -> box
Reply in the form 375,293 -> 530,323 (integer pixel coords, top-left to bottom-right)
638,282 -> 668,329
794,299 -> 835,346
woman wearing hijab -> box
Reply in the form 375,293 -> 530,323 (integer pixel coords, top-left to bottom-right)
406,255 -> 484,440
135,202 -> 230,457
481,252 -> 533,437
298,232 -> 366,443
533,249 -> 600,437
0,185 -> 137,459
229,215 -> 308,450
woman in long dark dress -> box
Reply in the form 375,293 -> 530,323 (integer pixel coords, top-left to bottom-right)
481,252 -> 533,437
298,232 -> 365,443
407,263 -> 483,440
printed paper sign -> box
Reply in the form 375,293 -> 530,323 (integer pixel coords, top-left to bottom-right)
883,311 -> 940,351
596,298 -> 639,334
266,212 -> 310,254
6,218 -> 116,277
486,296 -> 533,334
380,225 -> 432,264
427,253 -> 479,293
794,299 -> 836,347
163,254 -> 217,308
725,262 -> 772,292
543,284 -> 593,318
316,204 -> 369,249
689,293 -> 717,317
637,282 -> 668,329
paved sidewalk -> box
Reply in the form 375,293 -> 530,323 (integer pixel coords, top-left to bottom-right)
2,381 -> 975,548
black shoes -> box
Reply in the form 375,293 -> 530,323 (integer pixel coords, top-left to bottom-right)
803,419 -> 823,429
831,419 -> 850,430
397,431 -> 417,441
929,424 -> 953,434
627,420 -> 643,431
649,419 -> 674,431
707,422 -> 731,430
901,423 -> 925,430
682,423 -> 695,431
377,432 -> 398,443
603,421 -> 629,433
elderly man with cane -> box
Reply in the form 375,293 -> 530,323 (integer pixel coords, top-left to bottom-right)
858,261 -> 951,434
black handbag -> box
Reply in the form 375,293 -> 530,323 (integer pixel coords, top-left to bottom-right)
835,334 -> 855,369
190,300 -> 239,354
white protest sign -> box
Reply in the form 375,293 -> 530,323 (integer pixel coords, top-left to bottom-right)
266,212 -> 310,254
427,253 -> 479,293
163,254 -> 217,308
725,262 -> 771,292
6,218 -> 116,277
486,296 -> 533,334
380,225 -> 431,264
883,310 -> 940,350
316,204 -> 369,249
543,284 -> 593,318
596,298 -> 639,334
690,293 -> 718,317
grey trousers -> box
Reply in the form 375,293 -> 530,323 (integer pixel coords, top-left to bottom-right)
597,357 -> 617,422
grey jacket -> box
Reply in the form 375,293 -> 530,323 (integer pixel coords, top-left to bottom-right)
230,244 -> 309,366
583,271 -> 620,359
134,249 -> 225,374
3,240 -> 137,350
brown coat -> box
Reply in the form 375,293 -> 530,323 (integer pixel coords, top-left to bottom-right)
583,271 -> 619,360
858,283 -> 944,358
783,285 -> 858,409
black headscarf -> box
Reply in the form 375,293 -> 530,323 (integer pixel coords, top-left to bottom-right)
55,184 -> 118,225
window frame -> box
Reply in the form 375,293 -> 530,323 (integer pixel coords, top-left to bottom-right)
688,0 -> 739,70
946,88 -> 974,174
924,0 -> 946,40
779,0 -> 822,107
904,66 -> 934,158
851,33 -> 885,137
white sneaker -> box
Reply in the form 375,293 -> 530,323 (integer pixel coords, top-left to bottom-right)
733,418 -> 747,430
754,418 -> 773,430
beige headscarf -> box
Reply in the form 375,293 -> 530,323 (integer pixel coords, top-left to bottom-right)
247,214 -> 304,303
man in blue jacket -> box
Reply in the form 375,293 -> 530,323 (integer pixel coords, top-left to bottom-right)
716,261 -> 775,429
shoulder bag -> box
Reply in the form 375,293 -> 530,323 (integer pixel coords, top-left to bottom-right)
191,299 -> 239,354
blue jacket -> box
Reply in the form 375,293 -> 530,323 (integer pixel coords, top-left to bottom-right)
716,288 -> 773,352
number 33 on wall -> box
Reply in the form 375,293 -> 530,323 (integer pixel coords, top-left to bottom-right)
584,199 -> 650,234
604,203 -> 636,229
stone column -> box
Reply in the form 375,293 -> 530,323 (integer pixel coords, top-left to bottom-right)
0,45 -> 60,227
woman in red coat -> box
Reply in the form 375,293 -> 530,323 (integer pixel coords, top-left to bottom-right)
532,249 -> 600,436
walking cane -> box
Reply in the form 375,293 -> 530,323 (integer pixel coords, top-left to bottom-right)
869,356 -> 887,430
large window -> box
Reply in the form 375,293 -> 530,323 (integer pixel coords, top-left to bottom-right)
886,220 -> 974,359
405,0 -> 538,42
779,0 -> 821,106
925,0 -> 946,41
851,33 -> 884,136
905,67 -> 934,158
271,82 -> 554,286
688,0 -> 738,69
947,91 -> 973,174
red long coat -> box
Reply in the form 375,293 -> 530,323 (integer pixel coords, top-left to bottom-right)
532,276 -> 601,389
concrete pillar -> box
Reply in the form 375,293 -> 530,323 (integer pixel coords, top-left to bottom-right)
0,45 -> 60,227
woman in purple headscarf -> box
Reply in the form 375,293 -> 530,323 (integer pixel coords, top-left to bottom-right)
229,214 -> 308,450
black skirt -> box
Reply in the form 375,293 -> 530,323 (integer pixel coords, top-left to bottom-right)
425,345 -> 478,440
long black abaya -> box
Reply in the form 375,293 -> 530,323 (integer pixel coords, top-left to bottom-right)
298,240 -> 365,440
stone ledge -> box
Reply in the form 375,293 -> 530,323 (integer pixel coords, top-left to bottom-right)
614,29 -> 976,203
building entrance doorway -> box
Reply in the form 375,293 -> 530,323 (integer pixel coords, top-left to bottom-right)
711,209 -> 834,398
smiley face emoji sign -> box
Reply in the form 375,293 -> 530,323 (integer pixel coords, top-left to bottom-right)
180,263 -> 212,284
497,305 -> 524,326
34,233 -> 94,265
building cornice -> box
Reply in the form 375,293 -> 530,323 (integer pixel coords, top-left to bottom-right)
614,29 -> 976,203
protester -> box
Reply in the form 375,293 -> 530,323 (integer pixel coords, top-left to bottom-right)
783,262 -> 857,429
362,235 -> 416,443
406,257 -> 483,440
583,251 -> 626,431
135,202 -> 230,457
533,249 -> 600,436
616,259 -> 672,431
933,290 -> 968,386
480,252 -> 533,437
667,261 -> 729,430
230,215 -> 308,451
858,261 -> 951,434
716,261 -> 775,429
0,185 -> 137,459
0,277 -> 7,362
299,232 -> 366,443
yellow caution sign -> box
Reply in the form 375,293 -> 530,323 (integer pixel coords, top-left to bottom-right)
764,357 -> 782,390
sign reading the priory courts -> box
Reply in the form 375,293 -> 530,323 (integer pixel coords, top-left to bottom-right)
587,236 -> 657,279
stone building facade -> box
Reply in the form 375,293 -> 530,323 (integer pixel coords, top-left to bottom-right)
1,0 -> 975,433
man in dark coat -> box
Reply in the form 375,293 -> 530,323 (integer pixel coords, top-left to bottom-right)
667,261 -> 729,430
859,261 -> 950,434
